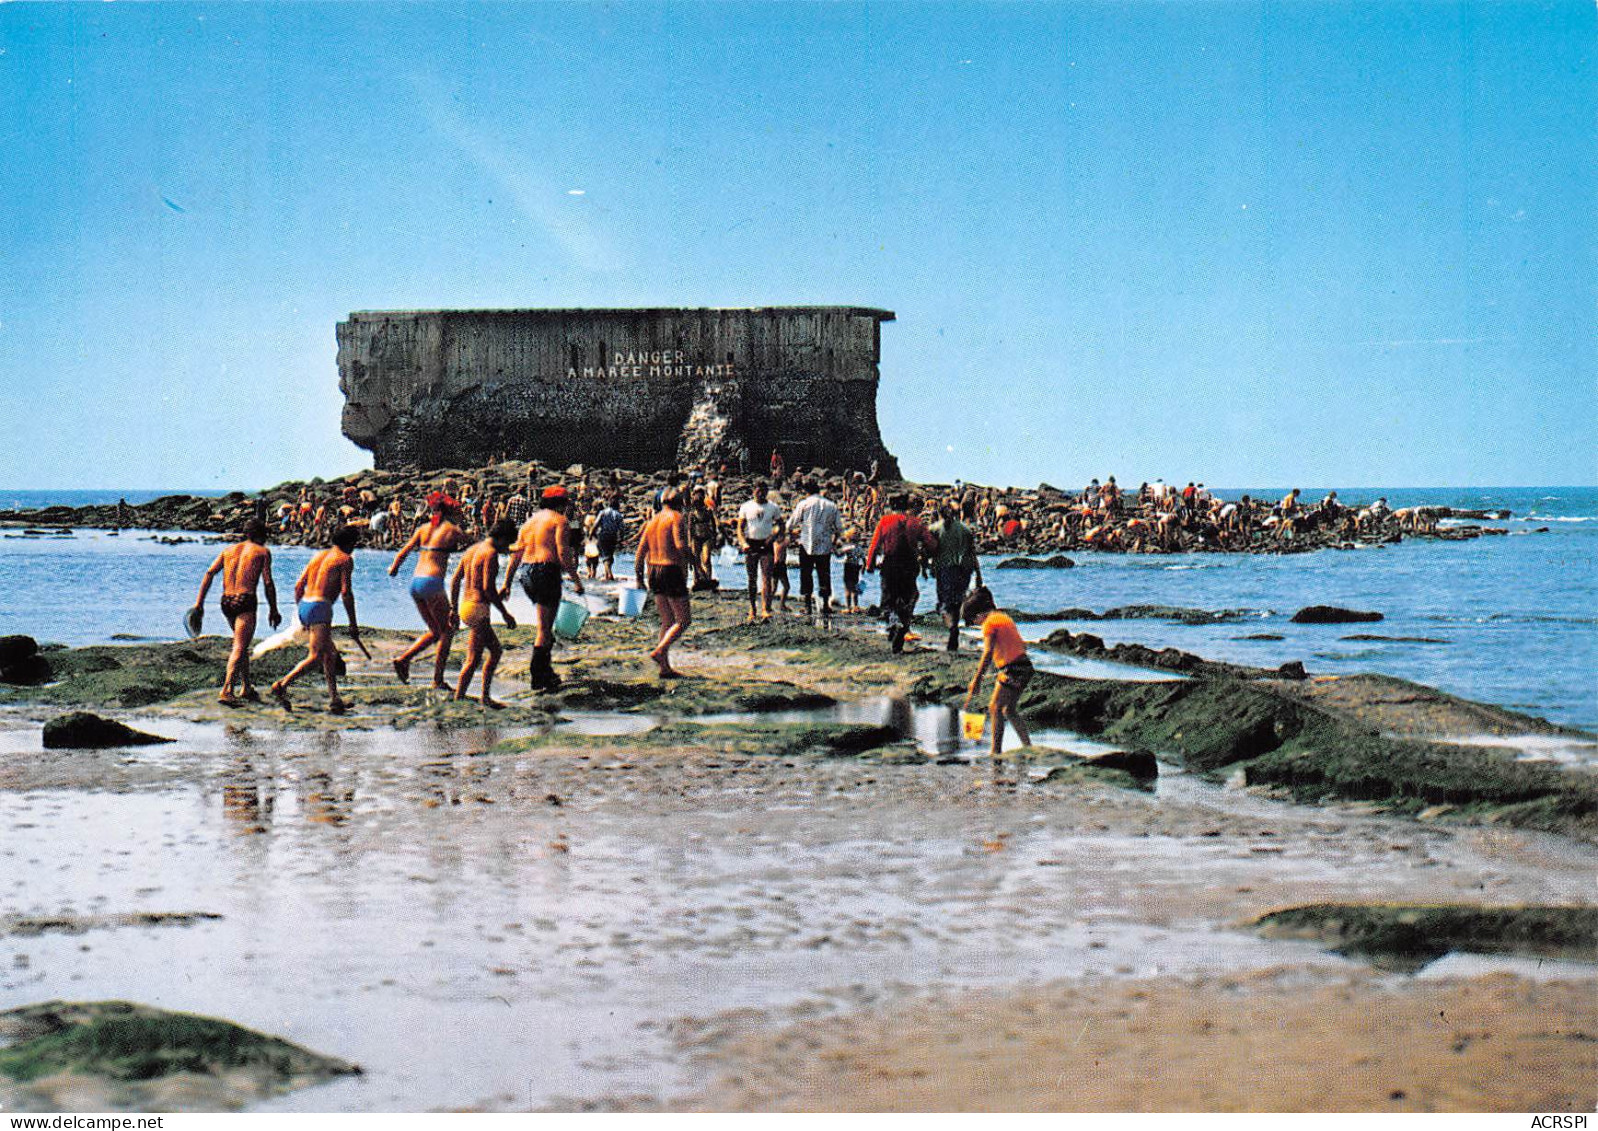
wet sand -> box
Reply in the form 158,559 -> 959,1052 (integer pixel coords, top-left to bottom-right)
1,596 -> 1594,1111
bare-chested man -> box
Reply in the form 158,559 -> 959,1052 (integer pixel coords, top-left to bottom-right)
635,489 -> 693,678
271,525 -> 364,714
388,492 -> 467,689
191,519 -> 281,705
500,486 -> 585,691
450,519 -> 518,708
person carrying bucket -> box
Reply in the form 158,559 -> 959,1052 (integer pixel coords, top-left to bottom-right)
635,488 -> 693,678
959,585 -> 1034,776
501,486 -> 585,692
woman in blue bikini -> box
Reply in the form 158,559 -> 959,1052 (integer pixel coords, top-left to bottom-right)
388,492 -> 468,688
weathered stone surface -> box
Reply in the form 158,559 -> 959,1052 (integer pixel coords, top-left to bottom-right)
338,307 -> 902,475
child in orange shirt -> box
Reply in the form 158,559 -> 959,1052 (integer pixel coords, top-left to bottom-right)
960,586 -> 1034,761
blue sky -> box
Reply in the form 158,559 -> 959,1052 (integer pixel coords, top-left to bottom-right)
2,1 -> 1593,490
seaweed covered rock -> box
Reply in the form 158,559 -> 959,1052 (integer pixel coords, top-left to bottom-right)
42,713 -> 174,750
1253,903 -> 1598,971
0,1000 -> 359,1111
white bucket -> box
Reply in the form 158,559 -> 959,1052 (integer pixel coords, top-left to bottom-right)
617,586 -> 648,617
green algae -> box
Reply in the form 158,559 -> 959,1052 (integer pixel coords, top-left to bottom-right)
1252,903 -> 1598,970
0,1000 -> 359,1090
0,639 -> 300,708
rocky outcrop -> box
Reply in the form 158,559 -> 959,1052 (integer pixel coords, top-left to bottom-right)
338,307 -> 902,475
0,636 -> 50,685
1291,606 -> 1384,624
42,713 -> 174,749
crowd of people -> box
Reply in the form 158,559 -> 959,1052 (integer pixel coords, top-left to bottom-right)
184,455 -> 1446,762
186,465 -> 1045,761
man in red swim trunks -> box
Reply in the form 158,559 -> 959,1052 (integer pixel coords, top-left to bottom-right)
191,519 -> 282,705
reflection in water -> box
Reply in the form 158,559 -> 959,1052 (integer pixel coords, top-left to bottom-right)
221,754 -> 275,834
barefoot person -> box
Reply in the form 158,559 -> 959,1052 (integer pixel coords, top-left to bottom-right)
736,480 -> 782,621
388,492 -> 468,688
960,586 -> 1034,774
190,519 -> 281,705
865,491 -> 935,653
450,519 -> 518,708
635,489 -> 693,677
501,486 -> 585,691
930,500 -> 982,651
272,525 -> 365,714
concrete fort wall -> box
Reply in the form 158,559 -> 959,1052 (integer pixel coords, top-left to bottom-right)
337,307 -> 901,476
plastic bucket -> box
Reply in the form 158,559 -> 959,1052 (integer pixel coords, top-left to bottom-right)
617,586 -> 648,618
552,598 -> 590,640
962,711 -> 986,741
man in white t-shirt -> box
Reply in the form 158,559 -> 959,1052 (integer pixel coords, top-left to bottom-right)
788,478 -> 844,624
736,480 -> 783,621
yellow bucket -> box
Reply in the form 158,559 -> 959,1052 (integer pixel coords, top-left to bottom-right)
962,711 -> 986,741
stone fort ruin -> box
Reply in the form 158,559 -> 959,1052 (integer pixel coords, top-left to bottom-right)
338,306 -> 901,476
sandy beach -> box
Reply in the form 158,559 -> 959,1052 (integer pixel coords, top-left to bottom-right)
2,588 -> 1593,1111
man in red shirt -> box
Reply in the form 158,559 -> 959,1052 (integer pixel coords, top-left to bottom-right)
865,492 -> 935,653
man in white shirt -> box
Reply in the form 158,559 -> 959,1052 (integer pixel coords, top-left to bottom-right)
788,478 -> 844,625
736,480 -> 783,621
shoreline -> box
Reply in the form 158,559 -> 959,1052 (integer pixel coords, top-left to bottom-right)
0,461 -> 1537,557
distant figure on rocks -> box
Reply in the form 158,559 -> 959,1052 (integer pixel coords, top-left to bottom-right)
769,448 -> 786,487
788,478 -> 843,626
594,493 -> 626,582
930,500 -> 982,651
839,528 -> 864,613
736,480 -> 783,622
502,486 -> 584,691
272,525 -> 364,714
450,519 -> 518,708
191,518 -> 281,705
388,492 -> 468,689
636,489 -> 693,678
960,585 -> 1034,772
687,485 -> 719,590
866,491 -> 935,653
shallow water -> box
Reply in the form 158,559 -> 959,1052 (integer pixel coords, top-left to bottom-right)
2,718 -> 1593,1110
2,486 -> 1595,729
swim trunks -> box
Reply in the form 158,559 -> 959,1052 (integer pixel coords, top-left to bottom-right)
596,533 -> 619,561
518,561 -> 563,607
458,596 -> 490,629
219,591 -> 257,626
648,564 -> 690,599
410,573 -> 447,602
298,599 -> 333,627
996,655 -> 1034,692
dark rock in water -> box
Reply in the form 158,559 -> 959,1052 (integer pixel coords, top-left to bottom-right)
42,713 -> 174,749
1290,605 -> 1384,624
0,635 -> 39,668
1085,749 -> 1158,779
1341,634 -> 1449,645
1277,660 -> 1308,680
0,1000 -> 359,1106
1238,633 -> 1285,641
1,654 -> 53,686
995,555 -> 1075,570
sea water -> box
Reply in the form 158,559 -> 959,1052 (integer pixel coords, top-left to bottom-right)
0,486 -> 1593,731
